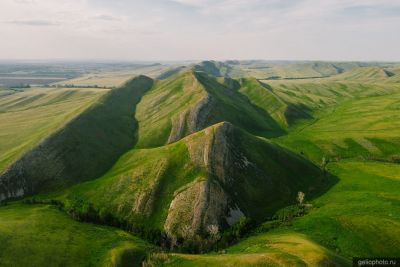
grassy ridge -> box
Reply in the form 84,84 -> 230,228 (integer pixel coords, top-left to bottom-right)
0,204 -> 151,267
135,71 -> 284,148
0,87 -> 106,172
194,72 -> 284,137
0,76 -> 154,198
135,71 -> 207,147
195,60 -> 369,79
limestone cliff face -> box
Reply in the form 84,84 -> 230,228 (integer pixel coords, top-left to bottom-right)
164,122 -> 244,237
0,136 -> 72,201
167,94 -> 217,144
164,178 -> 228,237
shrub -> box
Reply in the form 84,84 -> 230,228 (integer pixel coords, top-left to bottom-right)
218,216 -> 255,248
272,205 -> 304,223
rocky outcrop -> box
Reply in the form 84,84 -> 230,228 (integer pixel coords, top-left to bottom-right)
188,94 -> 216,133
164,122 -> 244,236
167,112 -> 188,144
164,178 -> 228,237
167,94 -> 217,144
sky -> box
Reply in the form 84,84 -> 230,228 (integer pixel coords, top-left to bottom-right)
0,0 -> 399,61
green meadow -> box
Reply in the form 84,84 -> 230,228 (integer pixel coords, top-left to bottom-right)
0,204 -> 151,267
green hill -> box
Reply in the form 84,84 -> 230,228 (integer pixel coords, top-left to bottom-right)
54,122 -> 323,240
0,76 -> 153,200
198,61 -> 370,80
270,81 -> 400,163
328,67 -> 393,82
149,159 -> 400,266
238,77 -> 311,127
0,87 -> 106,173
135,70 -> 284,148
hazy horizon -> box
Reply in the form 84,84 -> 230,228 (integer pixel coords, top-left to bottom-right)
1,0 -> 399,61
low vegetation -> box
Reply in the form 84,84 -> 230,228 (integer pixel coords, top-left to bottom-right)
1,60 -> 400,266
0,203 -> 151,267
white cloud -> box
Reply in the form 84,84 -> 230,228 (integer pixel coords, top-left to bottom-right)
0,0 -> 398,60
5,19 -> 59,26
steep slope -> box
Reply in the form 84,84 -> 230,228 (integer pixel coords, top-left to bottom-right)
0,87 -> 106,172
238,77 -> 311,127
0,76 -> 154,200
193,72 -> 284,137
135,71 -> 208,147
57,122 -> 324,239
135,70 -> 284,148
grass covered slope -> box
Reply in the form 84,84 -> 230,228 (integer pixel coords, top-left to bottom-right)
0,204 -> 150,267
54,122 -> 324,240
290,160 -> 400,258
194,72 -> 284,137
327,67 -> 395,82
238,78 -> 312,127
0,87 -> 106,172
0,76 -> 154,200
135,71 -> 208,147
275,90 -> 400,162
163,232 -> 348,266
195,60 -> 372,80
134,70 -> 284,148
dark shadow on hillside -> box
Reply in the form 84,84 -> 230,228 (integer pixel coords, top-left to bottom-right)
284,103 -> 313,126
0,75 -> 154,200
307,171 -> 339,204
193,71 -> 286,138
156,66 -> 186,80
193,61 -> 233,77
